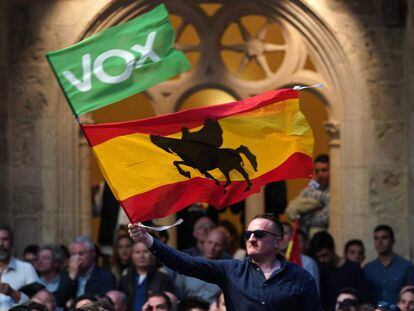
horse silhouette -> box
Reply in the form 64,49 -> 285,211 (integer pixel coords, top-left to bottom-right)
150,120 -> 258,191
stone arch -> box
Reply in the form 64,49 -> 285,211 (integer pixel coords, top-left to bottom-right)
62,0 -> 367,247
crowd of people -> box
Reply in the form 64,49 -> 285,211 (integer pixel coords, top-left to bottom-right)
0,154 -> 413,311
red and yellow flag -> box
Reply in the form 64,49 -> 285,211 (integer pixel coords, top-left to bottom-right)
82,89 -> 314,222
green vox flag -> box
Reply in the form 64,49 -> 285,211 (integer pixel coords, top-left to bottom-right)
46,4 -> 191,116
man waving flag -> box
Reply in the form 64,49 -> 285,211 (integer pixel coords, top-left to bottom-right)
82,88 -> 314,222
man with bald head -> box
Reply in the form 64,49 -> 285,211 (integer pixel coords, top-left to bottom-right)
106,290 -> 127,311
129,214 -> 321,310
175,228 -> 227,302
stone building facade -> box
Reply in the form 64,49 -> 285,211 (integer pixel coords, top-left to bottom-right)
0,0 -> 413,261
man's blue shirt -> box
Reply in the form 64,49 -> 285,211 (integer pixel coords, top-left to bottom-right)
150,239 -> 322,311
364,255 -> 414,304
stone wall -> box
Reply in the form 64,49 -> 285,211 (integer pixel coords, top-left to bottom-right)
1,0 -> 108,254
305,0 -> 410,260
0,1 -> 9,235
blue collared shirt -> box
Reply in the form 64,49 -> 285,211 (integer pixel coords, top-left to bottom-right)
39,275 -> 61,293
364,255 -> 414,304
150,239 -> 322,311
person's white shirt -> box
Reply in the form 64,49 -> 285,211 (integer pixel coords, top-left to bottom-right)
0,257 -> 39,311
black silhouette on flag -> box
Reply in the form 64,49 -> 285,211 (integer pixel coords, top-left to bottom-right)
150,119 -> 258,191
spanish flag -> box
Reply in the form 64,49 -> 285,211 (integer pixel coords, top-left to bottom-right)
82,89 -> 314,222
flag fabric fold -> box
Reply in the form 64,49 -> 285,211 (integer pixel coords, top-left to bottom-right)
82,88 -> 314,222
46,4 -> 191,116
286,218 -> 303,266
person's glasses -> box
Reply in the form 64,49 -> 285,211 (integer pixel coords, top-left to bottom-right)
243,230 -> 280,240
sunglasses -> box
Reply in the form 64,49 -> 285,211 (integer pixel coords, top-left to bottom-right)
243,230 -> 280,240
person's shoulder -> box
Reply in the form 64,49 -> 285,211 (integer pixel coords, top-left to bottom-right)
393,254 -> 414,267
363,258 -> 379,271
14,257 -> 36,271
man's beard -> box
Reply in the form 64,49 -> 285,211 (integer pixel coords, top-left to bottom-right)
0,248 -> 10,261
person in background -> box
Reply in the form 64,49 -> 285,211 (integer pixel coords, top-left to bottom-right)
36,245 -> 75,308
175,229 -> 227,303
110,235 -> 133,282
0,224 -> 39,310
397,287 -> 414,311
142,292 -> 172,311
280,222 -> 320,292
344,240 -> 365,267
335,288 -> 359,311
30,290 -> 56,311
69,236 -> 116,297
106,290 -> 127,311
216,221 -> 246,260
183,216 -> 216,257
74,295 -> 97,309
364,225 -> 414,305
23,245 -> 40,268
177,298 -> 209,311
118,241 -> 174,311
309,231 -> 368,311
286,154 -> 330,236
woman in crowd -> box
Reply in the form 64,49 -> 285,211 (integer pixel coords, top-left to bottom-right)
118,241 -> 174,311
110,235 -> 133,281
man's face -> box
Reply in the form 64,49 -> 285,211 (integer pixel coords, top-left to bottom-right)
203,230 -> 226,259
245,218 -> 281,259
314,161 -> 329,188
37,249 -> 58,275
0,230 -> 12,261
193,217 -> 215,244
131,242 -> 153,270
144,296 -> 170,311
374,230 -> 394,256
69,242 -> 95,272
345,244 -> 365,266
398,291 -> 414,311
315,248 -> 335,267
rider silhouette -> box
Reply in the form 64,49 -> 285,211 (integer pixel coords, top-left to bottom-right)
181,119 -> 223,148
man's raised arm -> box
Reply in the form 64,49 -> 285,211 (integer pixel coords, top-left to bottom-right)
128,223 -> 227,285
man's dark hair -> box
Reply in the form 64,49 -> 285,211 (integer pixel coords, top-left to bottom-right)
9,306 -> 31,311
314,154 -> 329,164
77,300 -> 115,311
338,287 -> 360,303
253,214 -> 284,238
178,297 -> 209,311
23,244 -> 40,256
374,225 -> 394,242
25,301 -> 48,311
344,239 -> 365,255
147,292 -> 172,309
74,294 -> 97,305
0,224 -> 13,244
308,231 -> 335,257
19,282 -> 46,298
